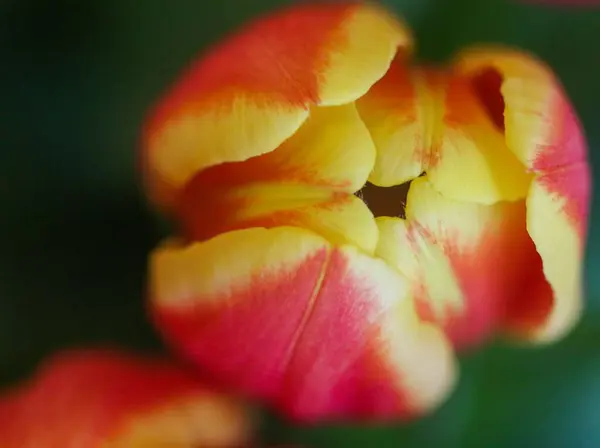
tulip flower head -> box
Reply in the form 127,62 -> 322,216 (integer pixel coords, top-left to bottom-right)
0,350 -> 252,447
142,2 -> 591,422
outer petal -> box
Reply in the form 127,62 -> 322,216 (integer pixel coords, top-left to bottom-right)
524,164 -> 591,342
452,46 -> 587,169
453,47 -> 591,342
179,104 -> 377,252
0,349 -> 251,448
355,59 -> 531,203
149,226 -> 456,421
142,3 -> 411,209
376,177 -> 553,348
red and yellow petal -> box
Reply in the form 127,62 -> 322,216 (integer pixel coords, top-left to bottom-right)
453,47 -> 591,342
522,164 -> 591,342
452,46 -> 587,169
149,226 -> 456,421
356,58 -> 531,203
181,185 -> 378,254
375,177 -> 554,348
180,104 -> 376,192
178,104 -> 378,251
354,59 -> 441,187
427,72 -> 532,204
142,3 -> 411,209
0,349 -> 252,448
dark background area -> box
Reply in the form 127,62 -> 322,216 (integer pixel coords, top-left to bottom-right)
1,0 -> 599,446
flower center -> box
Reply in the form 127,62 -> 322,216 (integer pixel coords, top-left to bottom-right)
357,180 -> 413,219
355,67 -> 505,220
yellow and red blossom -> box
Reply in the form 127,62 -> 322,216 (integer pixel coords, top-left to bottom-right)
0,349 -> 252,447
142,3 -> 591,421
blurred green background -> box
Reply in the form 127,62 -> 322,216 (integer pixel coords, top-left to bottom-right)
1,0 -> 599,446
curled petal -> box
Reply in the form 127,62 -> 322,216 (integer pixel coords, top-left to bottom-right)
376,177 -> 553,348
179,104 -> 378,251
453,47 -> 591,342
453,46 -> 587,170
356,59 -> 531,203
522,164 -> 591,342
150,226 -> 456,421
0,349 -> 251,448
142,3 -> 411,209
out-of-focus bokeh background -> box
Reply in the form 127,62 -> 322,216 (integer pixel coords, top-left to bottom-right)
1,0 -> 599,446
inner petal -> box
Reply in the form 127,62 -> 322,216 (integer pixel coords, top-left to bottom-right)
177,104 -> 378,252
356,58 -> 532,205
425,73 -> 532,204
182,184 -> 378,254
179,104 -> 375,193
355,62 -> 442,187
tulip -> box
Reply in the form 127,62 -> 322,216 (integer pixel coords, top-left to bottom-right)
142,3 -> 591,422
0,349 -> 252,447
